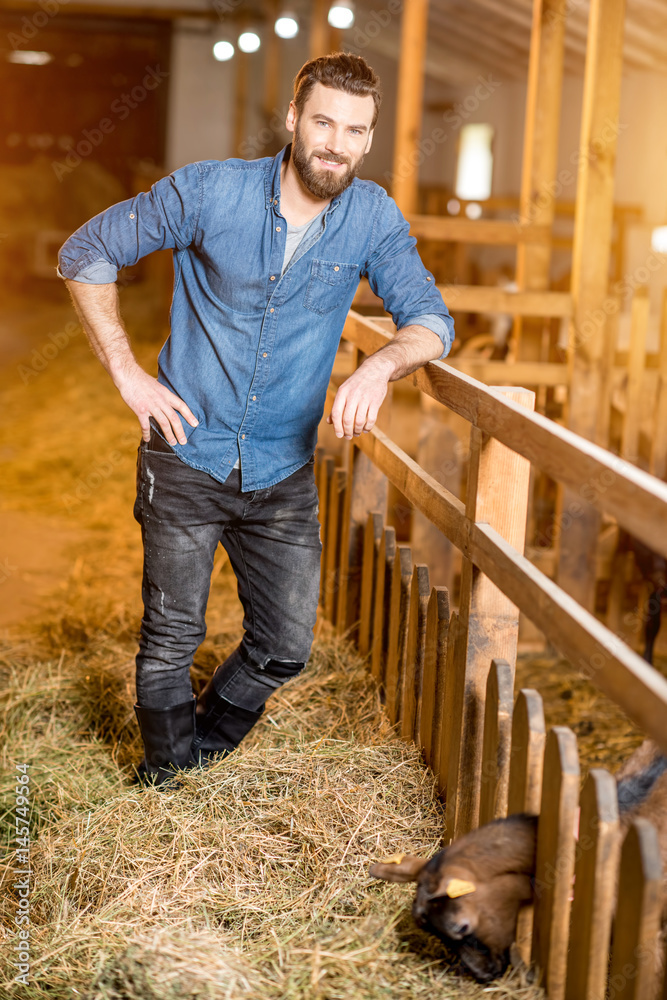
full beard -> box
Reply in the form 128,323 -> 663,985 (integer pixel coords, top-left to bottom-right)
291,124 -> 365,200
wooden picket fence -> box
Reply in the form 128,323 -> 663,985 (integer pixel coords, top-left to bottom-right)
315,309 -> 667,1000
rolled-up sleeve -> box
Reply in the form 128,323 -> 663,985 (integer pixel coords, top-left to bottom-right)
362,191 -> 455,360
57,160 -> 203,283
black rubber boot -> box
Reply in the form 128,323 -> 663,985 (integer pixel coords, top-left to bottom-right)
133,695 -> 198,787
191,692 -> 264,766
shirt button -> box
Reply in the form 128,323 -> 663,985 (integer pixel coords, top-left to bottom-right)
333,265 -> 339,271
263,352 -> 268,358
427,276 -> 432,281
241,434 -> 246,439
252,395 -> 256,401
270,275 -> 276,281
270,307 -> 274,313
276,226 -> 281,232
129,213 -> 135,219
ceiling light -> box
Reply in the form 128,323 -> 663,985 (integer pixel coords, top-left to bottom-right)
328,2 -> 354,29
275,14 -> 299,38
7,51 -> 53,65
651,226 -> 667,254
213,39 -> 235,61
238,31 -> 261,53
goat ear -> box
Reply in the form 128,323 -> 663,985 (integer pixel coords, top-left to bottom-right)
430,877 -> 477,900
369,854 -> 427,883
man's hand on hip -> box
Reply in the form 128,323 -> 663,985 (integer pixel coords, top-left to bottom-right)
116,363 -> 199,445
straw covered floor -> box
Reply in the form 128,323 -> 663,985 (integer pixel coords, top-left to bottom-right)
0,287 -> 544,999
5,283 -> 661,997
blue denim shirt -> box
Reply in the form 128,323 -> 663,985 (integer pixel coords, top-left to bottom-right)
57,144 -> 455,491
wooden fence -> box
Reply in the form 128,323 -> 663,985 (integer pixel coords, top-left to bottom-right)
353,280 -> 667,633
315,309 -> 667,999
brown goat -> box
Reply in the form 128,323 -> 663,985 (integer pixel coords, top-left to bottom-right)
370,740 -> 667,984
369,812 -> 537,981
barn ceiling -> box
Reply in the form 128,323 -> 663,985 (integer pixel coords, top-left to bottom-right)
357,0 -> 667,83
3,0 -> 666,84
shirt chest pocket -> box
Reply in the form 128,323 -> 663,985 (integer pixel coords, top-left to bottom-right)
304,259 -> 359,315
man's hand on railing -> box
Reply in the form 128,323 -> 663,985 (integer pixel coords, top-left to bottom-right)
327,323 -> 445,439
327,359 -> 391,439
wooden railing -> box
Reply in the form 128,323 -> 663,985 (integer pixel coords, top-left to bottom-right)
353,283 -> 667,620
315,309 -> 667,999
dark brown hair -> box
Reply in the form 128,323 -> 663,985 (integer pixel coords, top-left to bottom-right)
293,53 -> 382,129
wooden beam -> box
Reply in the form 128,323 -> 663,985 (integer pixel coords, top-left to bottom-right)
558,0 -> 627,612
309,0 -> 329,59
515,0 -> 567,345
620,287 -> 650,464
355,281 -> 573,316
454,387 -> 534,835
408,215 -> 551,245
391,0 -> 429,214
651,288 -> 667,479
262,0 -> 281,128
0,0 -> 219,19
234,15 -> 249,157
342,312 -> 667,560
566,5 -> 664,69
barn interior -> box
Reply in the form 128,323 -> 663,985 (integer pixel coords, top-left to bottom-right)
1,1 -> 667,997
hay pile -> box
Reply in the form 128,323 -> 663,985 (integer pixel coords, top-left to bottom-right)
0,290 -> 543,999
0,627 -> 541,1000
514,651 -> 654,775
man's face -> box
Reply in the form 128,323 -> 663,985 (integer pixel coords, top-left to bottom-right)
287,82 -> 375,200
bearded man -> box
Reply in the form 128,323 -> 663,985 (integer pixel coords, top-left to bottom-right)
57,52 -> 454,786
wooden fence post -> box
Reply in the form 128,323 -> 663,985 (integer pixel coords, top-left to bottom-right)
565,769 -> 620,1000
338,445 -> 388,638
597,301 -> 619,450
401,564 -> 430,745
359,512 -> 384,657
384,545 -> 413,725
478,658 -> 514,826
532,727 -> 580,1000
422,586 -> 450,771
435,609 -> 459,798
608,819 -> 664,1000
651,287 -> 667,480
371,526 -> 396,687
324,468 -> 347,624
318,455 -> 335,608
454,386 -> 535,834
335,452 -> 353,635
507,688 -> 546,816
507,687 -> 546,965
621,287 -> 650,465
444,614 -> 470,840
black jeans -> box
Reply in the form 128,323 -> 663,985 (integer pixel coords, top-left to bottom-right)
132,427 -> 322,712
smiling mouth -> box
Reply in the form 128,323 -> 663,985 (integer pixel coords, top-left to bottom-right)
315,155 -> 347,169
